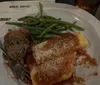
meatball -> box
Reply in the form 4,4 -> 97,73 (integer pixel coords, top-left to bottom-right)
4,28 -> 32,63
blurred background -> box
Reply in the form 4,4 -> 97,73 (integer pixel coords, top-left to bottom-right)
56,0 -> 100,20
0,0 -> 100,20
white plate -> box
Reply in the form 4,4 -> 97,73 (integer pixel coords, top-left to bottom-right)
0,2 -> 100,85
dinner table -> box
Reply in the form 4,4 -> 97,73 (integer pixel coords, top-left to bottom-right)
0,1 -> 100,85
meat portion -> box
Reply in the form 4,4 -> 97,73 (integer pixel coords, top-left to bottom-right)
31,32 -> 88,85
4,28 -> 31,63
31,33 -> 77,85
35,52 -> 75,85
32,33 -> 79,65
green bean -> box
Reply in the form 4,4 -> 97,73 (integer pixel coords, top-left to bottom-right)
36,34 -> 56,38
27,21 -> 40,25
49,30 -> 62,35
6,21 -> 40,26
39,2 -> 43,17
37,21 -> 66,31
55,23 -> 69,31
18,16 -> 33,21
23,18 -> 36,23
68,21 -> 77,31
56,26 -> 66,31
73,21 -> 77,24
66,25 -> 74,31
6,22 -> 26,26
37,22 -> 45,27
8,29 -> 12,32
22,26 -> 45,31
28,28 -> 42,34
40,19 -> 84,31
40,24 -> 57,37
68,27 -> 74,31
30,31 -> 41,35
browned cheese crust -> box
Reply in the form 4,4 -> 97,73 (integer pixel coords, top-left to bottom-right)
31,33 -> 79,85
32,33 -> 79,65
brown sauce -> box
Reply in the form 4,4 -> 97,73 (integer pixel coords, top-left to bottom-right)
25,54 -> 34,71
24,54 -> 35,85
54,75 -> 85,85
26,54 -> 85,85
88,72 -> 98,76
92,72 -> 98,76
25,49 -> 98,85
54,76 -> 74,85
73,76 -> 85,85
76,49 -> 97,66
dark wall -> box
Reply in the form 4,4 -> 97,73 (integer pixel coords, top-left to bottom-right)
56,0 -> 76,5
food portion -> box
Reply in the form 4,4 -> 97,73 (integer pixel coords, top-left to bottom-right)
32,32 -> 88,65
4,28 -> 32,63
2,3 -> 98,85
32,33 -> 78,65
31,52 -> 75,85
3,28 -> 98,85
30,32 -> 88,85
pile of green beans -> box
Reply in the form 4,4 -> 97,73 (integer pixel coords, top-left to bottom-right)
6,3 -> 84,42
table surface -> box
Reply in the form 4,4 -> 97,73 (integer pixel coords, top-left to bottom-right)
0,0 -> 99,20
